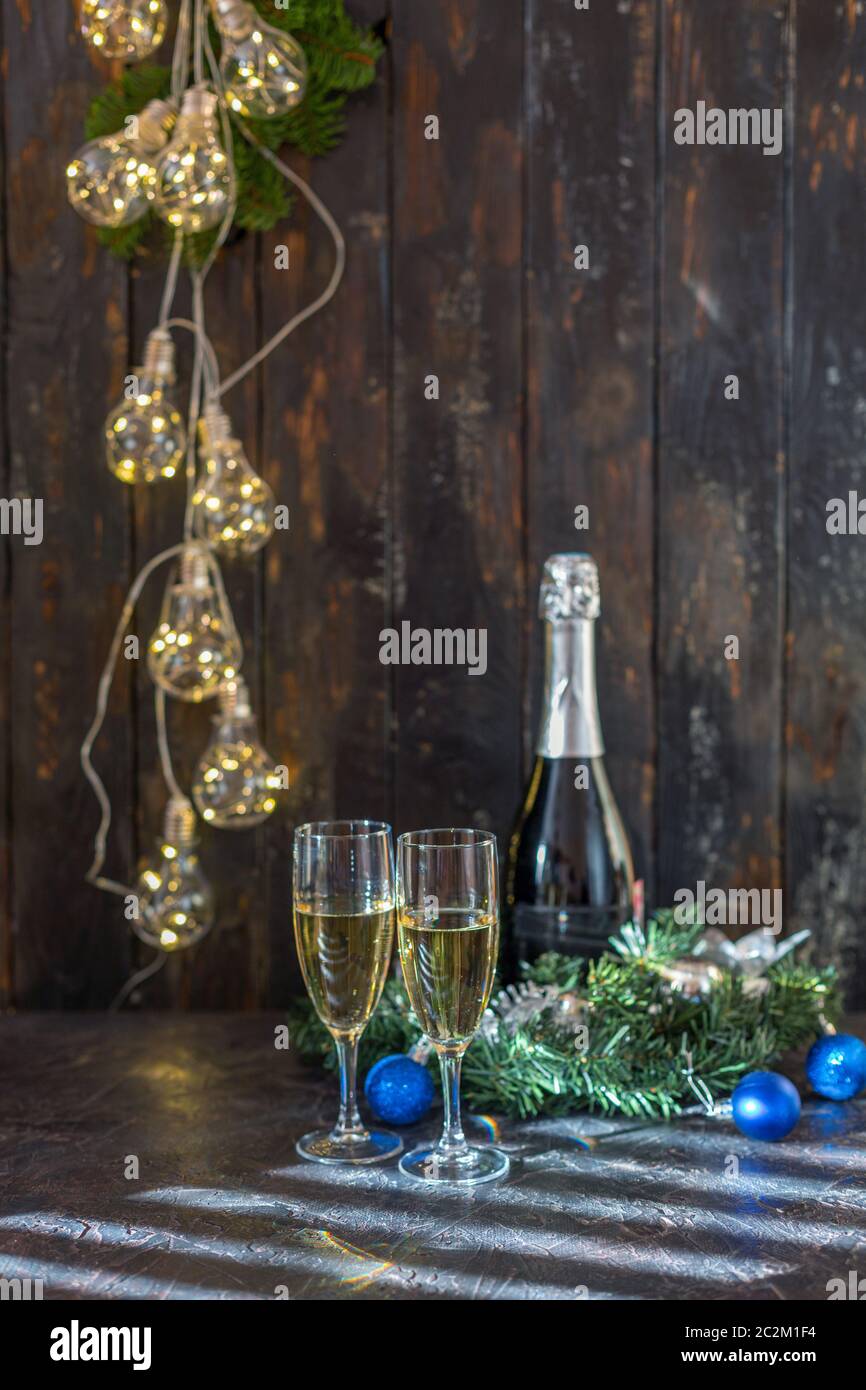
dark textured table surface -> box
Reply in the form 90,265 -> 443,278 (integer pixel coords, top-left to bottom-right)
1,1013 -> 864,1301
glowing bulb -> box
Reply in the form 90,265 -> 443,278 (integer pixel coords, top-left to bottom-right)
134,796 -> 214,952
192,404 -> 275,557
80,0 -> 168,62
152,86 -> 233,234
105,328 -> 186,484
67,98 -> 175,229
211,0 -> 308,119
147,546 -> 243,702
192,677 -> 282,828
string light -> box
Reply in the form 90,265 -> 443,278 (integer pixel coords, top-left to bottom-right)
134,795 -> 215,951
77,0 -> 348,994
105,328 -> 186,484
210,0 -> 308,119
152,85 -> 233,233
147,545 -> 242,702
192,676 -> 282,827
66,98 -> 175,229
192,402 -> 275,555
80,0 -> 168,62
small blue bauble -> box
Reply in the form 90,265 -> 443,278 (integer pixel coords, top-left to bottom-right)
364,1054 -> 435,1126
732,1070 -> 801,1142
806,1034 -> 866,1102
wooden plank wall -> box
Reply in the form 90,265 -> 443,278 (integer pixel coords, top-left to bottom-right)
658,3 -> 787,923
1,0 -> 865,1010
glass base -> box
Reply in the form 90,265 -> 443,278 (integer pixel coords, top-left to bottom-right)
296,1127 -> 403,1166
398,1144 -> 510,1186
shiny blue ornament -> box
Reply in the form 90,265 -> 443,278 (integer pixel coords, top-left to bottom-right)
731,1070 -> 801,1142
364,1054 -> 435,1126
806,1034 -> 866,1102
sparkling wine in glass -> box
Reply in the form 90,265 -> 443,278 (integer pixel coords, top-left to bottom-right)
293,820 -> 402,1164
397,828 -> 509,1186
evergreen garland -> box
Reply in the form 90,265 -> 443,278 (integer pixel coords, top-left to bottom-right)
82,0 -> 383,263
288,914 -> 839,1120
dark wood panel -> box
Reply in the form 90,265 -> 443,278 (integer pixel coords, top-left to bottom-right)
3,0 -> 866,1012
657,0 -> 786,918
0,2 -> 10,1007
390,0 -> 524,852
526,0 -> 657,898
787,1 -> 866,1008
4,0 -> 134,1005
261,0 -> 391,1004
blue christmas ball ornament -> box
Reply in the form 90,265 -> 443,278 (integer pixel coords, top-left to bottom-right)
731,1071 -> 801,1142
364,1054 -> 435,1126
806,1034 -> 866,1102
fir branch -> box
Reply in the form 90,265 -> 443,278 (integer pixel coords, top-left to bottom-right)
79,2 -> 384,261
288,913 -> 840,1121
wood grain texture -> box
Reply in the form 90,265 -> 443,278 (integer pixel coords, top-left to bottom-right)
526,0 -> 657,896
657,0 -> 786,918
391,0 -> 524,850
3,0 -> 134,1006
2,2 -> 866,1010
787,0 -> 866,1008
0,2 -> 10,1007
260,0 -> 390,1002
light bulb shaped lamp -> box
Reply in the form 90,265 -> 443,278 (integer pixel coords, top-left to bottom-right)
210,0 -> 308,119
152,86 -> 233,234
134,795 -> 215,951
80,0 -> 168,62
105,328 -> 186,484
192,676 -> 282,827
147,546 -> 242,703
193,403 -> 275,556
67,97 -> 175,229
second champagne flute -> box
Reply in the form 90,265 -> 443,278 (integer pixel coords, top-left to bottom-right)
293,820 -> 402,1164
397,828 -> 509,1185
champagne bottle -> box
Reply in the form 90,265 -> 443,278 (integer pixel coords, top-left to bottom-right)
505,553 -> 634,972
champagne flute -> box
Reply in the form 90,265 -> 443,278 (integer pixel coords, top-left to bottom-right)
396,828 -> 509,1186
293,821 -> 402,1164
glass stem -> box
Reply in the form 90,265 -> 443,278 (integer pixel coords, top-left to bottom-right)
436,1051 -> 469,1158
333,1035 -> 366,1139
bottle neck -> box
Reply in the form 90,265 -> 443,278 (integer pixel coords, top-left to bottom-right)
537,619 -> 604,759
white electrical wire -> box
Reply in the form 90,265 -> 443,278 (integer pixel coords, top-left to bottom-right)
81,540 -> 190,897
109,950 -> 168,1012
193,0 -> 205,85
155,688 -> 184,801
160,315 -> 221,395
200,4 -> 346,400
172,0 -> 193,99
183,279 -> 206,541
217,131 -> 346,399
158,232 -> 184,326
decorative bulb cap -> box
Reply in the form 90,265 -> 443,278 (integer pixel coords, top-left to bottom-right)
135,98 -> 178,154
199,400 -> 234,450
179,544 -> 212,590
211,0 -> 257,40
539,553 -> 601,622
142,328 -> 176,382
163,795 -> 198,847
218,675 -> 252,719
178,84 -> 220,127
